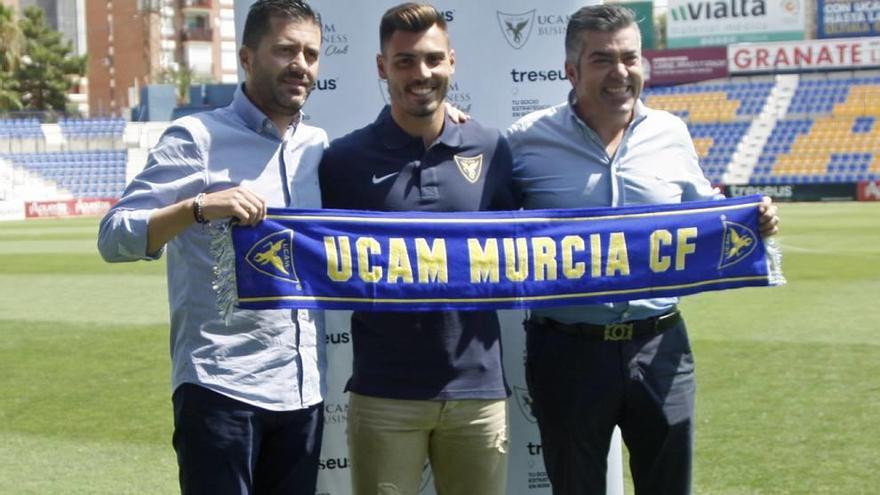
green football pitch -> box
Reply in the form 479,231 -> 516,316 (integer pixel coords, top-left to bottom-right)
1,201 -> 878,494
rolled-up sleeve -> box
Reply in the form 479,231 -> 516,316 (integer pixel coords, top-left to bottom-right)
97,125 -> 207,262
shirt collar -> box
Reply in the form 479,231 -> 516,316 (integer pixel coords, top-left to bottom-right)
376,105 -> 463,149
231,83 -> 300,139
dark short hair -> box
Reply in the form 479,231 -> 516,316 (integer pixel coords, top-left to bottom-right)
242,0 -> 320,49
565,4 -> 639,65
379,2 -> 447,52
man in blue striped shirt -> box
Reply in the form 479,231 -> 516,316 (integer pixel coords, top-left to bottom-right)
98,2 -> 327,493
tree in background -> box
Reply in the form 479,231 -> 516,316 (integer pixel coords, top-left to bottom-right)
14,6 -> 86,113
157,64 -> 195,105
156,63 -> 213,106
0,4 -> 23,111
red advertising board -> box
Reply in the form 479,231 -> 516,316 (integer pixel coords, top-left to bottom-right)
643,46 -> 729,86
25,198 -> 117,219
857,180 -> 880,201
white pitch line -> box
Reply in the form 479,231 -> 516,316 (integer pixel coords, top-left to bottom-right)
777,242 -> 880,256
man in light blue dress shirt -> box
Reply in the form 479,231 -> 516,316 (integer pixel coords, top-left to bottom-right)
506,5 -> 780,495
97,1 -> 327,493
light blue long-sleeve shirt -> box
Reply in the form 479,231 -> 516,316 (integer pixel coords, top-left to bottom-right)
506,94 -> 722,325
98,85 -> 327,410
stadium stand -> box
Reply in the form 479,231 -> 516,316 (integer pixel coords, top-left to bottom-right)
643,80 -> 774,123
751,76 -> 880,184
58,117 -> 126,152
0,150 -> 128,198
1,72 -> 877,201
58,117 -> 126,139
643,79 -> 775,183
0,114 -> 164,201
0,118 -> 44,139
0,118 -> 46,154
686,122 -> 750,183
643,74 -> 880,185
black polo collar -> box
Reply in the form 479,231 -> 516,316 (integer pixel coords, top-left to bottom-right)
375,105 -> 463,150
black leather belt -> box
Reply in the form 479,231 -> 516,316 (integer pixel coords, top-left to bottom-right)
529,310 -> 682,341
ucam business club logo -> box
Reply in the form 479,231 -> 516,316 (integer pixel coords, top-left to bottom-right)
497,10 -> 568,49
316,15 -> 350,57
323,402 -> 348,425
446,81 -> 472,113
497,10 -> 535,49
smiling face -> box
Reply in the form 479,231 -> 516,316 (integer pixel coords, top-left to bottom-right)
377,23 -> 455,123
239,16 -> 321,129
566,24 -> 643,134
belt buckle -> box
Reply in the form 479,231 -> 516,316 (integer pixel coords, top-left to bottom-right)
603,322 -> 634,341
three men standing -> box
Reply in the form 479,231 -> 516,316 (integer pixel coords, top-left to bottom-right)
100,1 -> 779,494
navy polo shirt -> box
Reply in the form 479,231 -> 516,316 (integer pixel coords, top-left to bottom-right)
319,106 -> 516,400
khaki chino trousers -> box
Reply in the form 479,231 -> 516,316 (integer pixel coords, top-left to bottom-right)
347,393 -> 508,495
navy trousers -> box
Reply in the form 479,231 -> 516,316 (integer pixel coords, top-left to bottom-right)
172,383 -> 324,495
525,318 -> 695,495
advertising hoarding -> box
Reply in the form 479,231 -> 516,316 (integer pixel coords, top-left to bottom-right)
643,46 -> 729,85
666,0 -> 806,48
624,1 -> 657,49
24,198 -> 117,219
728,36 -> 880,73
817,0 -> 880,38
857,180 -> 880,200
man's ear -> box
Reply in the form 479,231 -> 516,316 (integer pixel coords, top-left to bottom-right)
449,48 -> 455,75
565,61 -> 578,87
239,46 -> 253,76
376,53 -> 387,80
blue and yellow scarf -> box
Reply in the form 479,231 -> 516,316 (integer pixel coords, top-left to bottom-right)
212,195 -> 783,318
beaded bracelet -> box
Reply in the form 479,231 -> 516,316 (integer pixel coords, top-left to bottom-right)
192,193 -> 209,224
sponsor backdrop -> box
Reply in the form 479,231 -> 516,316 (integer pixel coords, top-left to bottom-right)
230,1 -> 627,494
817,0 -> 880,38
666,0 -> 806,47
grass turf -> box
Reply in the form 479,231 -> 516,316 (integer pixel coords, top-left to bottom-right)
1,202 -> 878,494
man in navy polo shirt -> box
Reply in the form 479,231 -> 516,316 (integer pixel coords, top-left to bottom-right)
319,3 -> 515,495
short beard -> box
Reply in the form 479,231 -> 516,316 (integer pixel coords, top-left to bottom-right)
272,85 -> 312,115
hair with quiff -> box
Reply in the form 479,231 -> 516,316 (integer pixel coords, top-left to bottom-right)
379,3 -> 448,53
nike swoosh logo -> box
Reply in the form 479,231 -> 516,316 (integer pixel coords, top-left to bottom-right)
371,172 -> 399,185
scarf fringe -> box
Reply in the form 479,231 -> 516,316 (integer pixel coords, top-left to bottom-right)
764,237 -> 786,286
210,221 -> 238,323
